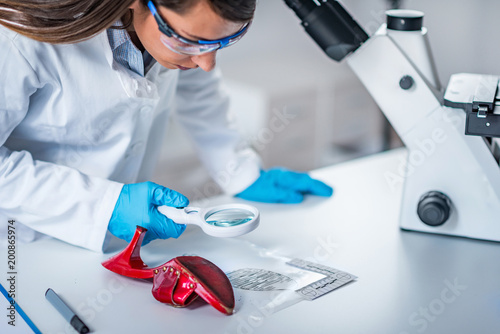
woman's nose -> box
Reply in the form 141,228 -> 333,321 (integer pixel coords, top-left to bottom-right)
190,52 -> 217,72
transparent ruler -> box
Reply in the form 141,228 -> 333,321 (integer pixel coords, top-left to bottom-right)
286,258 -> 357,301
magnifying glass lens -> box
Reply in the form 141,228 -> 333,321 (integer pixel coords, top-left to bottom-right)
205,209 -> 255,227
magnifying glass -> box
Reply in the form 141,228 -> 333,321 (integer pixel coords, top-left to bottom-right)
158,204 -> 260,238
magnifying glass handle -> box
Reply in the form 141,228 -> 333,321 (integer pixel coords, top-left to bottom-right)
157,206 -> 191,225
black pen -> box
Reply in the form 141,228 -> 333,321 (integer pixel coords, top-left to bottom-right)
45,288 -> 90,334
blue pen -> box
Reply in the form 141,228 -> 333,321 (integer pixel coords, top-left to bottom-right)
0,282 -> 42,334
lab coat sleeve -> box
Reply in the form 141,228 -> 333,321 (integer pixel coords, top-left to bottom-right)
174,68 -> 261,195
0,33 -> 123,252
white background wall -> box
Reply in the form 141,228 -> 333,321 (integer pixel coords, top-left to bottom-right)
153,0 -> 500,199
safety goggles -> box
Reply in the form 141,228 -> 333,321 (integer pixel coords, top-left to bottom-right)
147,0 -> 251,56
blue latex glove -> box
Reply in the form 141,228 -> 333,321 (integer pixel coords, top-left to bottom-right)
108,182 -> 189,245
236,168 -> 333,203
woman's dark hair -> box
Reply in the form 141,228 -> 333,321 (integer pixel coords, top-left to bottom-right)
144,0 -> 255,23
0,0 -> 256,44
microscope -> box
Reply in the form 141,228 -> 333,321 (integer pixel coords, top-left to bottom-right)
284,0 -> 500,242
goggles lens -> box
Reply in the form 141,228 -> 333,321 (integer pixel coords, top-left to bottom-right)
158,28 -> 248,56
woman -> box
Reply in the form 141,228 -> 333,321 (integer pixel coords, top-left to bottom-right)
0,0 -> 332,251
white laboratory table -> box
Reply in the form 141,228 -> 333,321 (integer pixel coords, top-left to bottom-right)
1,148 -> 500,334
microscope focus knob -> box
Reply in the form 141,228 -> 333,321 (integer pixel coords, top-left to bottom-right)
417,191 -> 452,227
399,75 -> 414,90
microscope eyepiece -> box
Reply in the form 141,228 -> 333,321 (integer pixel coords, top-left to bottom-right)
283,0 -> 318,20
284,0 -> 369,62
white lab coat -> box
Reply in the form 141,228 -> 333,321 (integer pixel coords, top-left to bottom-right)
0,26 -> 260,252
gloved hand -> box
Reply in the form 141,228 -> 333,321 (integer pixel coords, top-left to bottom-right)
108,182 -> 189,245
236,168 -> 333,203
